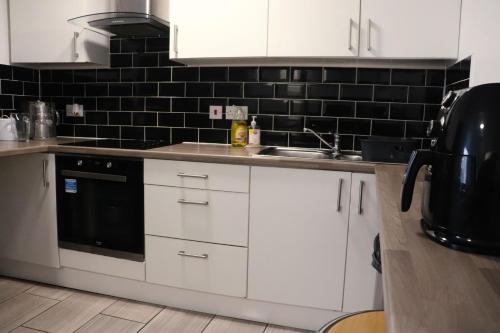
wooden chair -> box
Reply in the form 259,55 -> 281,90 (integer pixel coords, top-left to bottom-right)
317,311 -> 386,333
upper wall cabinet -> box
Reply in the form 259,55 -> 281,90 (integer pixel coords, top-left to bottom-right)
268,0 -> 360,57
359,0 -> 461,59
0,0 -> 9,65
169,0 -> 268,59
9,0 -> 109,68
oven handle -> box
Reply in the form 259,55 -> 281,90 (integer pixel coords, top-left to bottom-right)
61,170 -> 127,183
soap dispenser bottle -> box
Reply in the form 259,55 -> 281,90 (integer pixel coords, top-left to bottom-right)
231,107 -> 247,147
248,116 -> 261,146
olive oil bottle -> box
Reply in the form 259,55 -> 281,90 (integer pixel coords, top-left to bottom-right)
231,107 -> 247,147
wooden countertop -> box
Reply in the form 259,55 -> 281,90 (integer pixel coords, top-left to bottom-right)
0,139 -> 376,173
375,165 -> 500,333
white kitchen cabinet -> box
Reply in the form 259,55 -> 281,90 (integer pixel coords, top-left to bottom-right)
169,0 -> 268,59
248,167 -> 351,311
343,173 -> 383,312
146,235 -> 248,297
0,0 -> 9,65
144,159 -> 250,193
9,0 -> 109,67
145,185 -> 249,246
359,0 -> 461,59
268,0 -> 360,57
0,153 -> 59,268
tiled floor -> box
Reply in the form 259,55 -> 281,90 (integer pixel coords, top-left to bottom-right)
0,276 -> 311,333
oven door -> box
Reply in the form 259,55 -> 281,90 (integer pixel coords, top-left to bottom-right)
56,155 -> 144,262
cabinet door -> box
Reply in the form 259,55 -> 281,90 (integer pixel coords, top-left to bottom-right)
359,0 -> 461,58
248,167 -> 351,310
169,0 -> 268,59
9,0 -> 109,66
268,0 -> 360,57
0,154 -> 59,268
0,0 -> 9,65
343,173 -> 383,312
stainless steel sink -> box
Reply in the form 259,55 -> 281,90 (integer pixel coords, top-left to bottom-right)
256,147 -> 363,161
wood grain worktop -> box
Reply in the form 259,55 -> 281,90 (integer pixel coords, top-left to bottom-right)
0,139 -> 376,173
375,165 -> 500,333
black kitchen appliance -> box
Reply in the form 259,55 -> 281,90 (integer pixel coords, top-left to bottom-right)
56,154 -> 144,261
401,83 -> 500,256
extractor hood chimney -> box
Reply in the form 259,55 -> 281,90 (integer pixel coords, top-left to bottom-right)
69,0 -> 169,37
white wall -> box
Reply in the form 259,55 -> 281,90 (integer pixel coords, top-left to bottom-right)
459,0 -> 500,86
0,0 -> 10,64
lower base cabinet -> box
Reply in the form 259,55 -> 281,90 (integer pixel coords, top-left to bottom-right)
0,153 -> 59,268
145,235 -> 248,298
248,167 -> 352,311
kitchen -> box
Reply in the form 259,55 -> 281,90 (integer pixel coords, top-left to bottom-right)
0,0 -> 499,332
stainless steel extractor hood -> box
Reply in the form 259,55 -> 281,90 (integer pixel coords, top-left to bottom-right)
68,0 -> 169,37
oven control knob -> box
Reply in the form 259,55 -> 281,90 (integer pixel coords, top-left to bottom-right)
77,160 -> 83,166
106,162 -> 112,169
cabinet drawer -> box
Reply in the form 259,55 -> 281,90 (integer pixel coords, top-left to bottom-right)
144,159 -> 249,193
145,236 -> 247,297
145,185 -> 249,246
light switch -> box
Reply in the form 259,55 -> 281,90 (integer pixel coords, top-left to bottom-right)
209,105 -> 223,119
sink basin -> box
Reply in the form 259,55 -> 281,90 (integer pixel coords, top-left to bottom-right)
256,147 -> 363,161
256,147 -> 334,159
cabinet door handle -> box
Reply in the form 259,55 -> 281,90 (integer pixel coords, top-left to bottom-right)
337,178 -> 343,212
367,19 -> 372,51
42,159 -> 49,188
177,199 -> 209,206
348,18 -> 353,51
177,172 -> 208,179
73,32 -> 80,60
173,24 -> 179,57
358,180 -> 365,215
177,251 -> 208,259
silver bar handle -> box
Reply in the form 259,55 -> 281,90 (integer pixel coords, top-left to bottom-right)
177,199 -> 209,206
358,180 -> 365,215
177,251 -> 208,259
73,32 -> 80,60
42,159 -> 49,188
177,172 -> 208,179
337,178 -> 343,212
367,19 -> 372,51
348,18 -> 353,51
174,25 -> 179,57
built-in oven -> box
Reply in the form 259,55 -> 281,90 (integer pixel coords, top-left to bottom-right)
56,154 -> 144,261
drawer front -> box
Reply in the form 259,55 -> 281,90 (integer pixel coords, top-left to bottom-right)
145,185 -> 249,246
145,236 -> 247,297
144,159 -> 250,193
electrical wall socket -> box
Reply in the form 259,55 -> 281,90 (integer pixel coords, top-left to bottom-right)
226,105 -> 248,120
209,105 -> 223,119
65,104 -> 84,117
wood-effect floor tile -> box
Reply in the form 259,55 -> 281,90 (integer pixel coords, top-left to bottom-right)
264,324 -> 313,333
11,327 -> 45,333
203,316 -> 267,333
0,277 -> 33,303
26,284 -> 74,301
140,307 -> 213,333
0,293 -> 57,333
23,292 -> 116,333
102,299 -> 163,323
75,314 -> 144,333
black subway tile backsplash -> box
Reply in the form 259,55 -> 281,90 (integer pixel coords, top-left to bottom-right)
324,68 -> 356,83
245,83 -> 274,98
291,67 -> 322,82
122,68 -> 146,82
20,36 -> 447,148
229,67 -> 259,82
357,68 -> 390,85
260,67 -> 289,82
307,84 -> 339,99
